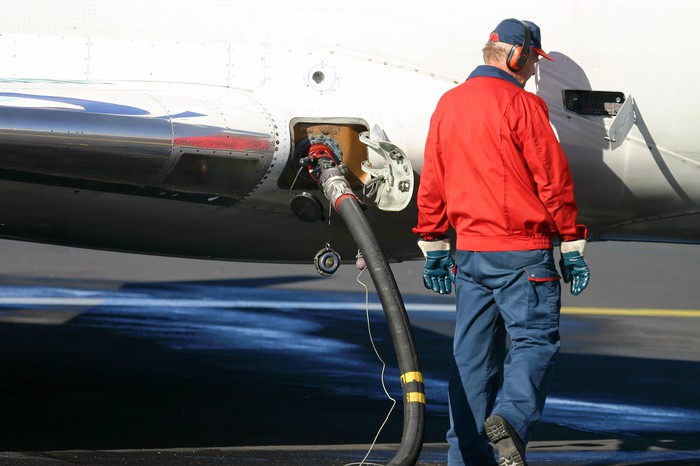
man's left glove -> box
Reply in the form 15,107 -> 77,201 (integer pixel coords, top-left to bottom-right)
418,238 -> 455,295
559,239 -> 590,296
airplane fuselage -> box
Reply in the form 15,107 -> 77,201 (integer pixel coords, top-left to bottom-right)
0,1 -> 698,262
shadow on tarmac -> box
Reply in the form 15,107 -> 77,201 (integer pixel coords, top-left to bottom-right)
0,277 -> 698,465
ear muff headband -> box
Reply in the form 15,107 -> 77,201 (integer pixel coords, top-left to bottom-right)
507,20 -> 531,72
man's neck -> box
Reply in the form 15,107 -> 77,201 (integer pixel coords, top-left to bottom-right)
486,61 -> 526,86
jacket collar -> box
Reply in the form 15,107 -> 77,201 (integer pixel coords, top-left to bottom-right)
467,65 -> 523,88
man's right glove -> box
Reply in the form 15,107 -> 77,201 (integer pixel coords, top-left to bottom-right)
559,239 -> 590,296
418,238 -> 455,295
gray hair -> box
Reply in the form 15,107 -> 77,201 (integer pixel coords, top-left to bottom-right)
482,40 -> 510,64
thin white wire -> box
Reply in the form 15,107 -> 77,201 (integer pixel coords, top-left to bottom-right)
342,266 -> 397,466
289,165 -> 305,196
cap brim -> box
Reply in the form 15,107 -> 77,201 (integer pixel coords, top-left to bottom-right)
533,48 -> 553,61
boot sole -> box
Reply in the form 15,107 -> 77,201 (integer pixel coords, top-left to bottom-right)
484,416 -> 527,466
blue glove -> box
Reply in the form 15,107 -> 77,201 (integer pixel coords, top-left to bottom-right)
418,239 -> 455,295
559,239 -> 590,296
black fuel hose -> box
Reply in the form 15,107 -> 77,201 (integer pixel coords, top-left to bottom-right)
335,194 -> 425,466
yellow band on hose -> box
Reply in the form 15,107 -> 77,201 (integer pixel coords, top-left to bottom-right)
405,392 -> 426,404
400,371 -> 424,385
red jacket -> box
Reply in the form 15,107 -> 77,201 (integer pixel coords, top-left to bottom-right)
413,65 -> 586,251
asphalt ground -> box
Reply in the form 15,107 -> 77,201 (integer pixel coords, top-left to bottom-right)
0,239 -> 698,465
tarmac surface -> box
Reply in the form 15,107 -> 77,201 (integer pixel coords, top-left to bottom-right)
0,239 -> 699,465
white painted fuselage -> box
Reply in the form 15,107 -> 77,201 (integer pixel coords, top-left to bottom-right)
0,0 -> 698,262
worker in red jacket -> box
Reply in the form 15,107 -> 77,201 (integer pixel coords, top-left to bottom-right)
413,18 -> 590,466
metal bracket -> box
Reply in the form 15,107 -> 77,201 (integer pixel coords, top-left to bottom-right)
359,131 -> 413,211
606,95 -> 636,150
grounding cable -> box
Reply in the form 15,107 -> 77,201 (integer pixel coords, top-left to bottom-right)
342,264 -> 397,466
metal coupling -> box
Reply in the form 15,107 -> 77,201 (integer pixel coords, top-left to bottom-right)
319,166 -> 356,212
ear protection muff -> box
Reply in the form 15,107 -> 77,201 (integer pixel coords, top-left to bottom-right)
506,20 -> 531,72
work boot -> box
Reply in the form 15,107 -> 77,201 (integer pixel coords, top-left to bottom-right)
484,414 -> 528,466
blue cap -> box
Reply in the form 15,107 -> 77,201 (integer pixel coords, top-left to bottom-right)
489,18 -> 553,61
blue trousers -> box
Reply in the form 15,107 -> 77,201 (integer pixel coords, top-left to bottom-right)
447,249 -> 561,466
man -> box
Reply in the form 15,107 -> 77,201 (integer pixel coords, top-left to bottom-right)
413,18 -> 591,466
